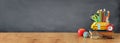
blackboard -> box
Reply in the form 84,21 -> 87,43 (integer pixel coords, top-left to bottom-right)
0,0 -> 119,32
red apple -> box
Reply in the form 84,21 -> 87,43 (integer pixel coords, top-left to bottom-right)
78,28 -> 86,36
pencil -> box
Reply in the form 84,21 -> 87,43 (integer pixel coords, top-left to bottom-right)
99,9 -> 102,22
103,9 -> 106,22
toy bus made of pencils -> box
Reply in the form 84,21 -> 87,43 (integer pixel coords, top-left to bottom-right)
91,22 -> 114,31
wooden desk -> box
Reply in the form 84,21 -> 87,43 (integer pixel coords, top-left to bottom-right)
0,32 -> 120,43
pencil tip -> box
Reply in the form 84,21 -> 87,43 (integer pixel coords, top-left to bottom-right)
107,11 -> 110,13
103,9 -> 106,12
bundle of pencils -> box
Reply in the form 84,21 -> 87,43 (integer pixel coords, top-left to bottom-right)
91,9 -> 110,23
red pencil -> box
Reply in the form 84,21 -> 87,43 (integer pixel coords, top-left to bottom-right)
103,9 -> 106,22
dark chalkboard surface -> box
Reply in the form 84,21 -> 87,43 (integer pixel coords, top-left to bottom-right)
0,0 -> 119,32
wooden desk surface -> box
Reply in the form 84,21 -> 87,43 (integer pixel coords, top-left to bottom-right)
0,32 -> 120,43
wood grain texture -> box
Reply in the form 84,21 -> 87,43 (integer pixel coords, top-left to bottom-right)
0,32 -> 120,43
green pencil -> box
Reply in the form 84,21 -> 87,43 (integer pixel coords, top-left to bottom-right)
99,9 -> 102,22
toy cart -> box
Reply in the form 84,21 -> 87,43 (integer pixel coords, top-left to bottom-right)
90,9 -> 114,39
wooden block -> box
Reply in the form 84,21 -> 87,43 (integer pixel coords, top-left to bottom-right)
89,31 -> 114,39
97,32 -> 114,39
98,32 -> 114,36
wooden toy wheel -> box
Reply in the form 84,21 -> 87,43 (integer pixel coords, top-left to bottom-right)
107,24 -> 114,31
